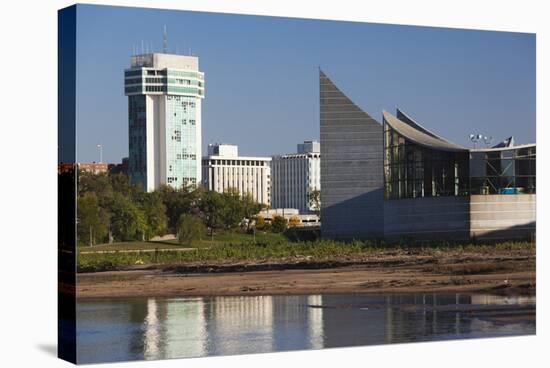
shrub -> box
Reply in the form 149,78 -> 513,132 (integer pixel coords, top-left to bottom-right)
271,215 -> 288,233
288,216 -> 301,227
255,215 -> 267,230
178,214 -> 207,245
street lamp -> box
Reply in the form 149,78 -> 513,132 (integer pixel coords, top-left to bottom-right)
469,134 -> 483,149
96,144 -> 103,163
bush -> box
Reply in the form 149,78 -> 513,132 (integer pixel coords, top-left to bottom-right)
178,214 -> 207,245
255,215 -> 267,230
271,215 -> 288,233
288,216 -> 301,227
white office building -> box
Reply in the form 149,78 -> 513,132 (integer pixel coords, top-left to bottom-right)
124,52 -> 205,192
202,144 -> 271,205
271,140 -> 321,213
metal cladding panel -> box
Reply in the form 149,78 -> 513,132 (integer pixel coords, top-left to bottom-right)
383,196 -> 471,240
383,111 -> 467,152
319,70 -> 384,239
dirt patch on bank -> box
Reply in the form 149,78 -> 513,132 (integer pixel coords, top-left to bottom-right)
76,249 -> 535,299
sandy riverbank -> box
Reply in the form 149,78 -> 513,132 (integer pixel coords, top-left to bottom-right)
76,249 -> 535,299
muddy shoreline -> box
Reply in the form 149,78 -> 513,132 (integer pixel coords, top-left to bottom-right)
76,249 -> 535,299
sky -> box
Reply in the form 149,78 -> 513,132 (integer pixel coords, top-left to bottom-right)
75,4 -> 536,163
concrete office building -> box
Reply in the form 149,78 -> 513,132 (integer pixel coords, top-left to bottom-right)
202,144 -> 271,205
320,70 -> 536,241
271,140 -> 321,213
124,52 -> 205,192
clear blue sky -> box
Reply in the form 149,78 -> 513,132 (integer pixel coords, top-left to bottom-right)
75,4 -> 535,163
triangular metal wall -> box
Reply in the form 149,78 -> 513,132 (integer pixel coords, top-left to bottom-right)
319,70 -> 384,239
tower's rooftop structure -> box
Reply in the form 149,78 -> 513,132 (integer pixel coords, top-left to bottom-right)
130,53 -> 199,70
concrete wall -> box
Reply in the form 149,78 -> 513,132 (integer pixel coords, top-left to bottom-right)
320,70 -> 384,239
384,196 -> 470,241
384,194 -> 536,241
469,194 -> 536,240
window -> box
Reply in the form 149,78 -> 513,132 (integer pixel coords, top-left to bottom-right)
383,120 -> 469,200
125,69 -> 143,77
469,147 -> 536,194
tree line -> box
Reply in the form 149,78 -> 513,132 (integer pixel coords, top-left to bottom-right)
76,172 -> 267,246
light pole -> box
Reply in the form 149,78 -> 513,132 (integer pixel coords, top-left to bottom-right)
96,144 -> 103,163
469,134 -> 483,149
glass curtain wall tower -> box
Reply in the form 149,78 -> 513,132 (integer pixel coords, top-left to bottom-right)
125,53 -> 205,192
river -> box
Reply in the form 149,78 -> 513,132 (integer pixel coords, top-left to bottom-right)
76,293 -> 535,364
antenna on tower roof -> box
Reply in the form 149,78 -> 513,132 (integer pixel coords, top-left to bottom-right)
163,25 -> 168,53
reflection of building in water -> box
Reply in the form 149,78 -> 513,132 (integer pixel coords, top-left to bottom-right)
321,295 -> 387,348
77,294 -> 535,363
164,298 -> 208,358
203,295 -> 325,355
139,296 -> 326,359
308,295 -> 324,349
204,296 -> 274,355
142,298 -> 209,360
270,295 -> 325,351
383,294 -> 474,344
321,294 -> 480,347
143,298 -> 162,360
470,294 -> 535,305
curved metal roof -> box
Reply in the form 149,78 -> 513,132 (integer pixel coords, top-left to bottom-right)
396,108 -> 452,143
383,111 -> 468,152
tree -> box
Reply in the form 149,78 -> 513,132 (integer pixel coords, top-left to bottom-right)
221,188 -> 245,229
241,193 -> 263,230
308,189 -> 321,217
137,191 -> 168,240
271,215 -> 288,233
177,214 -> 206,245
199,190 -> 225,239
159,185 -> 203,232
78,171 -> 115,219
110,173 -> 133,198
77,192 -> 108,246
288,216 -> 301,227
110,193 -> 147,241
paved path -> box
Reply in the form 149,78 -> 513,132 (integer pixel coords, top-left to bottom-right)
79,247 -> 200,255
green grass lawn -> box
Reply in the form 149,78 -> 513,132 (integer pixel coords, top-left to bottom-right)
78,241 -> 190,252
202,231 -> 287,244
78,231 -> 288,253
77,231 -> 534,273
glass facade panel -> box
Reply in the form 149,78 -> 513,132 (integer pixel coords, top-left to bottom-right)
383,116 -> 535,199
165,95 -> 199,188
128,95 -> 147,188
469,147 -> 536,194
383,120 -> 469,200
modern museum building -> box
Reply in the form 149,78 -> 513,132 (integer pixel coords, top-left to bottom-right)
319,70 -> 536,241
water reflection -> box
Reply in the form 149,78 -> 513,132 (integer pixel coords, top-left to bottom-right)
164,298 -> 207,358
206,296 -> 274,356
76,293 -> 535,364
